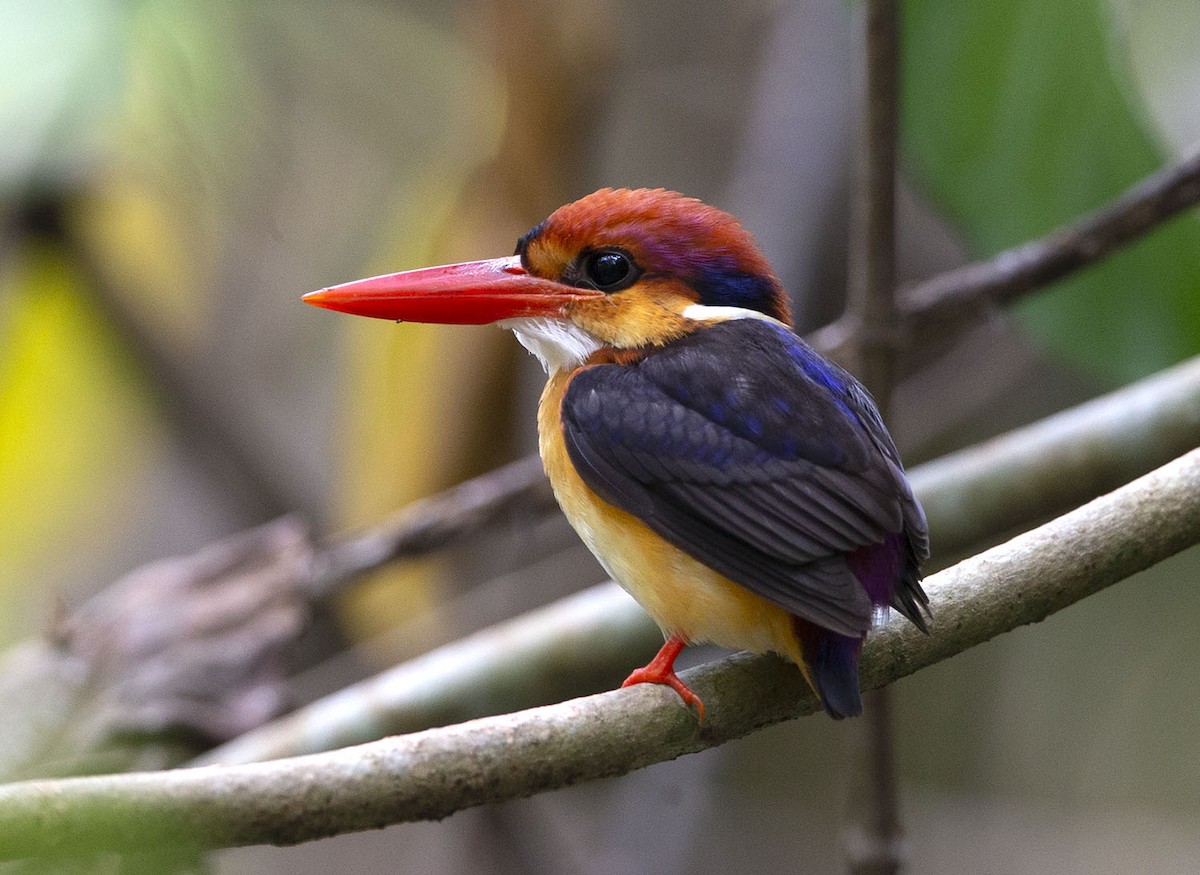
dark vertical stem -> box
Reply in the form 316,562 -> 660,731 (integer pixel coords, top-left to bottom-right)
846,0 -> 901,404
846,688 -> 905,874
843,2 -> 906,874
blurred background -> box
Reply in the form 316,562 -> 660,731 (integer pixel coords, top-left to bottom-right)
2,0 -> 1200,872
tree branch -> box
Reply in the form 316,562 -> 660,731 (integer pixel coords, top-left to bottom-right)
300,453 -> 554,600
911,352 -> 1200,561
0,518 -> 311,783
812,143 -> 1200,362
0,448 -> 1196,860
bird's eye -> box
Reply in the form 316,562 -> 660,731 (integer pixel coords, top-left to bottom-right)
583,249 -> 637,292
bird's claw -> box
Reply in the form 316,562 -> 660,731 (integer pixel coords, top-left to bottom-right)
622,666 -> 706,721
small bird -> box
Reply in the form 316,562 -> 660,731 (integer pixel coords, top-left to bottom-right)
305,188 -> 929,719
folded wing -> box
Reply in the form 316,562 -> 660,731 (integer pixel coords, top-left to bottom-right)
561,318 -> 928,637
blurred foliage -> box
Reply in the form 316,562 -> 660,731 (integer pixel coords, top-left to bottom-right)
903,0 -> 1200,383
0,0 -> 508,640
0,247 -> 160,645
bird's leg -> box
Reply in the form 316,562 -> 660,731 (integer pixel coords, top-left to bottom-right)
622,635 -> 704,720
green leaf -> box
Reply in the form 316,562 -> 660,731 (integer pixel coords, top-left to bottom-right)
902,0 -> 1200,382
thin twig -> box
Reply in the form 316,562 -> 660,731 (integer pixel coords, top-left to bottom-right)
813,143 -> 1200,363
906,143 -> 1200,319
0,448 -> 1197,860
299,453 -> 554,599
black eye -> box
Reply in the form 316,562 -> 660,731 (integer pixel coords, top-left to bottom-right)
583,249 -> 636,292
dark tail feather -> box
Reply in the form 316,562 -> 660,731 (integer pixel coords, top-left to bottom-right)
795,618 -> 864,719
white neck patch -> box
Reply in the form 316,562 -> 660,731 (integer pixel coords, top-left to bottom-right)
680,303 -> 786,326
499,317 -> 603,374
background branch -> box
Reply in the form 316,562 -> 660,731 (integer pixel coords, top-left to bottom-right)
0,518 -> 311,783
0,448 -> 1196,860
812,143 -> 1200,363
300,454 -> 554,601
194,583 -> 652,766
912,352 -> 1200,562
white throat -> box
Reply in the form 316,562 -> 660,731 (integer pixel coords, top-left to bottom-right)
499,317 -> 603,374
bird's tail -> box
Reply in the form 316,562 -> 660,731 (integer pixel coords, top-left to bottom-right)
794,618 -> 864,719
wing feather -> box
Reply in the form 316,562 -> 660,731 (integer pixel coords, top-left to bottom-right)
561,318 -> 927,635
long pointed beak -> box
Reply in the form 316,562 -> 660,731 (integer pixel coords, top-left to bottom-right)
303,256 -> 601,325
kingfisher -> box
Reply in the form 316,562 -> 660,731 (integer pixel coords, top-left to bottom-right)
305,188 -> 929,719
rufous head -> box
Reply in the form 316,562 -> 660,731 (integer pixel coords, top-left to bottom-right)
305,188 -> 791,371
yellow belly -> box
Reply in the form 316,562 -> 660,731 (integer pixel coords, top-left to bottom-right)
538,370 -> 806,668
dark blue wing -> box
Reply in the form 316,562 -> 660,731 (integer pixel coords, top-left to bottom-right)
561,318 -> 928,637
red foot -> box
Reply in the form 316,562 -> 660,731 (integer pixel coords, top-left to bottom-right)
622,635 -> 705,720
